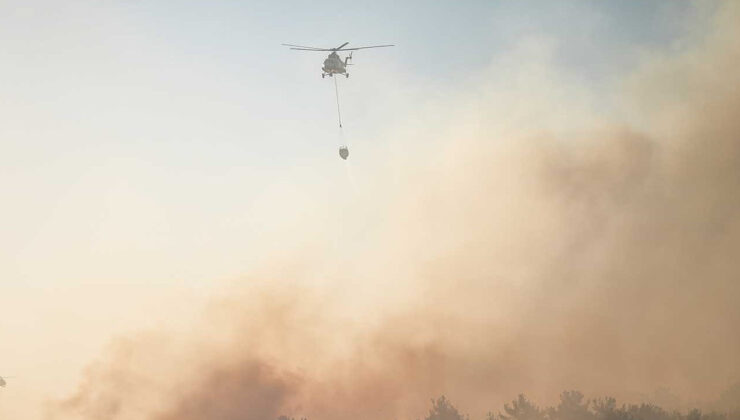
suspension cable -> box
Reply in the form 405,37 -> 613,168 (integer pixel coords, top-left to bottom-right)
334,76 -> 343,128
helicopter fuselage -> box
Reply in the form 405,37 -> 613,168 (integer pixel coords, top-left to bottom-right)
322,53 -> 349,78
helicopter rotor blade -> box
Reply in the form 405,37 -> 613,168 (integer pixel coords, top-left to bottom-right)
333,42 -> 350,50
336,44 -> 395,51
288,47 -> 334,51
281,43 -> 327,50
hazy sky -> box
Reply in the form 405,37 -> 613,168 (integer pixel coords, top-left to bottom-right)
0,1 -> 728,419
1,0 -> 709,284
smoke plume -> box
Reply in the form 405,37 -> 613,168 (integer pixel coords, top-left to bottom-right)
50,4 -> 740,420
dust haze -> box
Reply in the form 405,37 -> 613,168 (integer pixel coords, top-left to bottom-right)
49,4 -> 740,420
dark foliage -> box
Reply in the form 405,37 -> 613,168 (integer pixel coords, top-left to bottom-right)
419,390 -> 740,420
426,395 -> 469,420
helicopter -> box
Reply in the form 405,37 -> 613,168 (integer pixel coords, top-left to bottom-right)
282,42 -> 394,78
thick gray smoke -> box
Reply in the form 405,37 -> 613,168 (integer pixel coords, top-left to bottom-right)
50,4 -> 740,420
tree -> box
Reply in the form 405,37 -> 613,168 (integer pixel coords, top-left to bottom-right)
592,397 -> 631,420
625,403 -> 671,420
548,391 -> 594,420
426,396 -> 468,420
499,394 -> 546,420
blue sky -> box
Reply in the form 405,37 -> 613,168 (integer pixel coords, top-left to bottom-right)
126,1 -> 704,76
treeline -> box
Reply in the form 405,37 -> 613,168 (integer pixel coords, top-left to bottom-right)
425,391 -> 740,420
